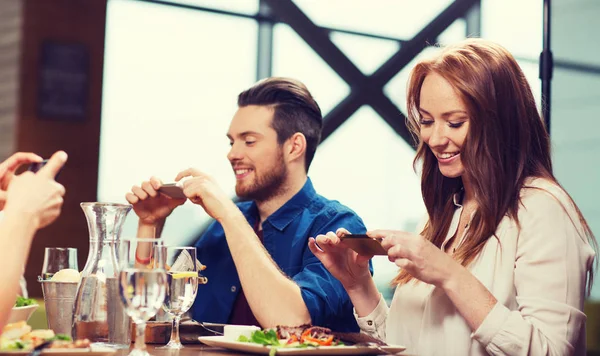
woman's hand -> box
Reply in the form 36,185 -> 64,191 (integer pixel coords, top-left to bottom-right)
308,228 -> 372,291
3,151 -> 67,229
0,152 -> 43,210
371,229 -> 460,288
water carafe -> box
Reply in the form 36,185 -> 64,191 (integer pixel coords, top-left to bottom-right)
72,203 -> 132,347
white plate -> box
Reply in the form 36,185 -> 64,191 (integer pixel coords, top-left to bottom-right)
0,347 -> 116,356
198,335 -> 406,355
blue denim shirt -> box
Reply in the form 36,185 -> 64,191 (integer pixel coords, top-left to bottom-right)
191,178 -> 367,332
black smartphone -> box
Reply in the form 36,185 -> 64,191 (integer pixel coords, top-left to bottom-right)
341,234 -> 387,256
28,159 -> 49,173
28,159 -> 63,179
158,183 -> 186,199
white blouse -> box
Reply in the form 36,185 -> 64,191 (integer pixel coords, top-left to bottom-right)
357,178 -> 595,355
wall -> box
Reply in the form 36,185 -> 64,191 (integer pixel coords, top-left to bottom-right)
16,0 -> 107,296
0,0 -> 22,160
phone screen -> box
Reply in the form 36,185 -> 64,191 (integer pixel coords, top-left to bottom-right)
158,184 -> 186,199
28,160 -> 49,173
28,159 -> 63,179
342,234 -> 387,256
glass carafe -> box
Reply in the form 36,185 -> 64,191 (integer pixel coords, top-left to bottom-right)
72,203 -> 132,348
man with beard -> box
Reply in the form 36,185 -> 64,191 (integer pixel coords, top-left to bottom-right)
126,78 -> 367,331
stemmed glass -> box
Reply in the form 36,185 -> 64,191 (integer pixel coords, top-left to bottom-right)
118,239 -> 166,356
155,246 -> 199,349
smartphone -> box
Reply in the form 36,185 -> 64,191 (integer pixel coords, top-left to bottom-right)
28,159 -> 49,173
341,234 -> 387,256
28,159 -> 63,179
158,183 -> 186,199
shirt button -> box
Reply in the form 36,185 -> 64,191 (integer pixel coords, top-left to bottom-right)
231,286 -> 237,292
367,320 -> 373,326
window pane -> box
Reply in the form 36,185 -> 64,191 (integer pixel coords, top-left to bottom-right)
481,0 -> 542,58
437,18 -> 466,45
329,32 -> 399,76
161,0 -> 258,15
272,23 -> 349,115
293,0 -> 453,40
384,46 -> 441,114
550,1 -> 600,298
99,0 -> 257,246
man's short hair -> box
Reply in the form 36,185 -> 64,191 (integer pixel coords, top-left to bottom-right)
237,77 -> 323,172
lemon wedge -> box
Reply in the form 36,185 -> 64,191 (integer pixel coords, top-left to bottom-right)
50,269 -> 81,282
170,271 -> 197,279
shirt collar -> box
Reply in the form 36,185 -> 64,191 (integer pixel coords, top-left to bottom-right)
263,177 -> 317,231
452,189 -> 464,208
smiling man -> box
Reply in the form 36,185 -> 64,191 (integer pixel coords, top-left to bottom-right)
126,77 -> 367,331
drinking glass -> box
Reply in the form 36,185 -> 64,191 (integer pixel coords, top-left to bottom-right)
41,247 -> 78,280
118,239 -> 166,356
155,246 -> 199,349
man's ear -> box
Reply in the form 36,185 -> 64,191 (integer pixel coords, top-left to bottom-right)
285,133 -> 307,165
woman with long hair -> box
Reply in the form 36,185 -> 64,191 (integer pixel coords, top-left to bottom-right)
309,39 -> 596,355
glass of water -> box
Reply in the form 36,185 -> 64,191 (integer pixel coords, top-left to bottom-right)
118,239 -> 166,356
41,247 -> 78,280
154,246 -> 199,349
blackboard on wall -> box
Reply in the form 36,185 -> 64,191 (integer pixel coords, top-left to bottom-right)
37,40 -> 89,122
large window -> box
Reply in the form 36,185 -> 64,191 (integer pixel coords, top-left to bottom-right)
100,0 -> 600,300
99,0 -> 257,245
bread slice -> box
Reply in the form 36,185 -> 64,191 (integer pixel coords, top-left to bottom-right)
2,321 -> 32,340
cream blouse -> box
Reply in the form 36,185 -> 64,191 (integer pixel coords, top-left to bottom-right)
357,178 -> 595,355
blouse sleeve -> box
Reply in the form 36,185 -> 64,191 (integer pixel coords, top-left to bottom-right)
471,188 -> 594,355
354,293 -> 389,340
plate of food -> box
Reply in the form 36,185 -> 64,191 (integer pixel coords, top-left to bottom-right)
198,324 -> 405,355
0,322 -> 115,356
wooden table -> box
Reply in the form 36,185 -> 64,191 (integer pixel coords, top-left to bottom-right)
114,344 -> 409,356
114,344 -> 235,355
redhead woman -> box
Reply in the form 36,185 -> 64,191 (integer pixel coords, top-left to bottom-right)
309,39 -> 596,355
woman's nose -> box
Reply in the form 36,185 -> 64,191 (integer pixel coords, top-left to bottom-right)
428,123 -> 448,148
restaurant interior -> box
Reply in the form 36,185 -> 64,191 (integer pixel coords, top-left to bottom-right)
1,0 -> 599,353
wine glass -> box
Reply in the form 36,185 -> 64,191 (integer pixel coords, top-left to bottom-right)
155,246 -> 199,349
118,239 -> 166,356
41,247 -> 78,280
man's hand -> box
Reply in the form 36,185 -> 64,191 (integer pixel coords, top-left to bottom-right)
0,152 -> 43,210
3,151 -> 67,229
175,168 -> 237,222
125,177 -> 185,226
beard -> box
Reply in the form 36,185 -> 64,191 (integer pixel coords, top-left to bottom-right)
235,153 -> 288,203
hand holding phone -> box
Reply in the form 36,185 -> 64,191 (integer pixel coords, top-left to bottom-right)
158,183 -> 187,200
28,158 -> 64,179
341,234 -> 387,256
28,159 -> 49,173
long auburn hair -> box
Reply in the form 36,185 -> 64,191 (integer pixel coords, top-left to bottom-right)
394,39 -> 597,291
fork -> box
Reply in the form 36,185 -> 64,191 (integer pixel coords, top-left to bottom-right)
357,341 -> 400,355
194,321 -> 224,336
28,341 -> 54,356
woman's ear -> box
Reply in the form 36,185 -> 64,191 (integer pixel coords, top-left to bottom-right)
285,133 -> 307,166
